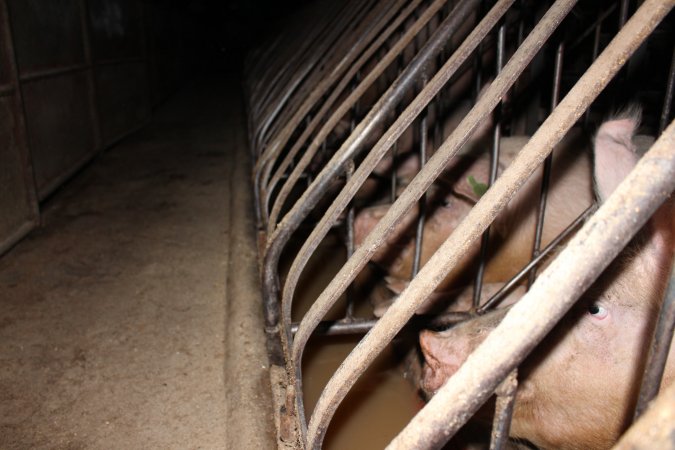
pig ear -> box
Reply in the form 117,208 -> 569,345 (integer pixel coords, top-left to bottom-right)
593,116 -> 640,202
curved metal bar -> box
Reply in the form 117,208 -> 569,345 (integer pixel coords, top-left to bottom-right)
388,117 -> 675,450
301,0 -> 579,447
263,0 -> 456,231
250,0 -> 348,145
285,0 -> 512,394
259,0 -> 417,227
260,0 -> 484,347
253,0 -> 367,153
384,5 -> 674,447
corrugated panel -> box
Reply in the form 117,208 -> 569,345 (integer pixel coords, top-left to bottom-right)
94,61 -> 149,145
21,71 -> 96,198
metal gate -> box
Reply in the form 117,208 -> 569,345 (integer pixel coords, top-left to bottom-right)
245,0 -> 675,448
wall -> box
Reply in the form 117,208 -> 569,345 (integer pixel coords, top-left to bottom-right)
0,0 -> 193,255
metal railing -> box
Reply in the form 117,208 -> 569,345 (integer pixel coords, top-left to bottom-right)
244,0 -> 675,448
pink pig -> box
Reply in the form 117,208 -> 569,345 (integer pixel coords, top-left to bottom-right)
419,115 -> 675,449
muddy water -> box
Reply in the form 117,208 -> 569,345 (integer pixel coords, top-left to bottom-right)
284,233 -> 421,449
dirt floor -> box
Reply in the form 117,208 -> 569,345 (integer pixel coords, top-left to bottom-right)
0,74 -> 273,449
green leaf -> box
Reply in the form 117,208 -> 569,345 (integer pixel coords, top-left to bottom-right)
467,175 -> 488,198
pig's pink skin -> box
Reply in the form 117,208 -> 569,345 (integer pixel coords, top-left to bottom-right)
419,116 -> 675,450
354,129 -> 594,309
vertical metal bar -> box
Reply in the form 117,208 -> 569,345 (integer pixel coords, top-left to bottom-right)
633,265 -> 675,419
474,22 -> 505,309
659,46 -> 675,134
489,371 -> 518,450
477,205 -> 595,314
527,41 -> 564,288
584,13 -> 603,126
412,93 -> 428,278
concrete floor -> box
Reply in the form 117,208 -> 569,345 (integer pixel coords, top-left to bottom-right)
0,75 -> 273,449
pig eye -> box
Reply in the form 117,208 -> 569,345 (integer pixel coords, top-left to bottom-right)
587,303 -> 608,320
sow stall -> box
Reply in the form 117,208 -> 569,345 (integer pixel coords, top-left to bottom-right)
244,0 -> 675,448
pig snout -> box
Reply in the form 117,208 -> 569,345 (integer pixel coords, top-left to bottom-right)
420,309 -> 505,396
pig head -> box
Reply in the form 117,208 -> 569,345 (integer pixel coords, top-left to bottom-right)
419,115 -> 675,450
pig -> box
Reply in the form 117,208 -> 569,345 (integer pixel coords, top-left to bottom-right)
419,115 -> 675,449
354,125 -> 594,316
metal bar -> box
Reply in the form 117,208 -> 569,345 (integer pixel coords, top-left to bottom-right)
477,204 -> 595,314
411,98 -> 428,278
388,119 -> 675,450
659,45 -> 675,134
528,41 -> 564,288
19,63 -> 89,83
263,0 -> 469,232
257,0 -> 394,178
614,381 -> 675,450
285,1 -> 511,443
259,0 -> 415,226
262,0 -> 439,230
489,371 -> 518,450
633,265 -> 675,419
255,0 -> 373,154
473,21 -> 505,308
250,0 -> 349,130
262,0 -> 485,348
291,319 -> 378,336
568,3 -> 616,51
619,0 -> 630,28
302,1 -> 579,447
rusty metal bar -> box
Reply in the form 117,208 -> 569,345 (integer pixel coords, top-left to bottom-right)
281,1 -> 512,442
302,0 -> 581,447
473,21 -> 505,308
252,0 -> 353,152
477,204 -> 595,314
262,0 -> 485,349
258,0 -> 416,226
257,0 -> 399,176
255,0 -> 374,154
633,265 -> 675,419
613,381 -> 675,450
528,41 -> 564,288
250,0 -> 352,134
660,45 -> 675,134
263,0 -> 443,230
291,319 -> 377,336
389,119 -> 675,449
263,0 -> 470,231
285,0 -> 515,357
489,370 -> 518,450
